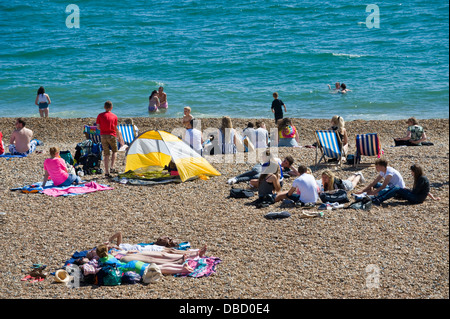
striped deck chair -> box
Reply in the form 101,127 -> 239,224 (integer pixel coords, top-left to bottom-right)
83,125 -> 102,145
117,124 -> 137,163
117,124 -> 137,146
314,130 -> 344,168
354,133 -> 383,167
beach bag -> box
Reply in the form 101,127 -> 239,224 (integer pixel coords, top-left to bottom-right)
83,153 -> 102,175
346,154 -> 355,165
122,271 -> 141,284
230,188 -> 255,198
96,265 -> 122,286
347,196 -> 373,211
60,150 -> 74,166
320,189 -> 349,203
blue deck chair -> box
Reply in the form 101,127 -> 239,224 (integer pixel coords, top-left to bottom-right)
354,133 -> 383,167
315,130 -> 344,168
83,125 -> 102,150
117,124 -> 137,146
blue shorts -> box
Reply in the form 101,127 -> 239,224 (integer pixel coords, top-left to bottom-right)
57,174 -> 82,186
39,102 -> 49,109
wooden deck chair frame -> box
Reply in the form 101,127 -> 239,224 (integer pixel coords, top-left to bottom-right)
354,133 -> 382,168
314,130 -> 344,169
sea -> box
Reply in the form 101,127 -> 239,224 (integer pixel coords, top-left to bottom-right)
0,0 -> 448,121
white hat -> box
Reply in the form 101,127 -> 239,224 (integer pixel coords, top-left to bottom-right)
54,269 -> 71,283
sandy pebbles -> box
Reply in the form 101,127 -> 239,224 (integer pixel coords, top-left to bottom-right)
0,117 -> 448,299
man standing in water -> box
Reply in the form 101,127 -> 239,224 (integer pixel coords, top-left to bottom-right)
158,86 -> 168,110
271,92 -> 287,124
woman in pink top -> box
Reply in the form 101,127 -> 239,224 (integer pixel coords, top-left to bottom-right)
0,131 -> 4,155
42,147 -> 81,187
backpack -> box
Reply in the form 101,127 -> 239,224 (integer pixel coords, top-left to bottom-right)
347,196 -> 373,211
320,189 -> 350,204
230,188 -> 255,198
83,153 -> 102,175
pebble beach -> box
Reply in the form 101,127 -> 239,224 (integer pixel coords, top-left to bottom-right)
0,117 -> 448,300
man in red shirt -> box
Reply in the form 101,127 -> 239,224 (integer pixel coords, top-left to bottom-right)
96,101 -> 123,177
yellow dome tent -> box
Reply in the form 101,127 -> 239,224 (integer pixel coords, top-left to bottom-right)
125,130 -> 221,182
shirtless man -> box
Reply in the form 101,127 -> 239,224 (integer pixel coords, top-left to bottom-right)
9,118 -> 37,155
158,86 -> 168,110
182,106 -> 194,129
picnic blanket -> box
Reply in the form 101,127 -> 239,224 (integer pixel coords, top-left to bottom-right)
11,181 -> 113,197
175,257 -> 222,278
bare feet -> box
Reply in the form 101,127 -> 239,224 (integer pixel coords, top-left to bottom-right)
199,245 -> 207,257
183,263 -> 194,273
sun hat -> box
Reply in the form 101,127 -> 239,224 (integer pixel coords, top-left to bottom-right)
54,269 -> 71,283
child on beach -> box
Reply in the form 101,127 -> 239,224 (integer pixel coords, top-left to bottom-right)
271,92 -> 287,124
35,86 -> 51,118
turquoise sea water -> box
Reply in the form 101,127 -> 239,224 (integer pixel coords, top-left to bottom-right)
0,0 -> 448,120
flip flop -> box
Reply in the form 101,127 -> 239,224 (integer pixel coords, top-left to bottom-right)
21,275 -> 33,281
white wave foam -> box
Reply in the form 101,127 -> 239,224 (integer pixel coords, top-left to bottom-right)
332,53 -> 364,58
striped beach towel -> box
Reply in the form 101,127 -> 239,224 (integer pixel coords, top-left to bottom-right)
175,256 -> 222,278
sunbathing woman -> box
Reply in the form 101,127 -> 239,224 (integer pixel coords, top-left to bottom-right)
96,244 -> 194,281
320,169 -> 365,193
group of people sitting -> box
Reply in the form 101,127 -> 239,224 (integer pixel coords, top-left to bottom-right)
227,147 -> 440,208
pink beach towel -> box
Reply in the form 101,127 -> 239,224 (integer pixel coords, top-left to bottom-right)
176,256 -> 222,278
41,181 -> 113,197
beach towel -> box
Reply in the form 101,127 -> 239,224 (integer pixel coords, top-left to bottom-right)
12,181 -> 113,197
41,181 -> 113,197
175,256 -> 222,278
0,153 -> 27,159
